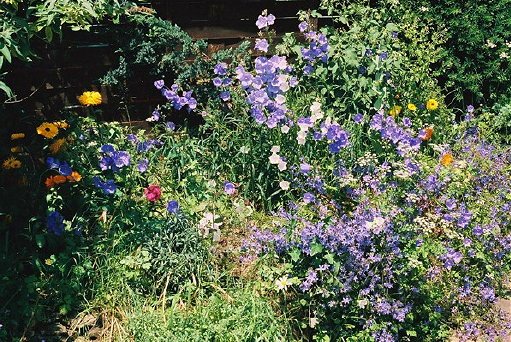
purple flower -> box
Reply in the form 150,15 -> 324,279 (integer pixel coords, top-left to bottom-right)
137,158 -> 149,173
112,151 -> 130,168
298,21 -> 308,32
379,51 -> 388,60
303,192 -> 315,204
256,13 -> 276,29
300,162 -> 311,174
391,31 -> 398,38
214,62 -> 228,76
219,91 -> 231,101
353,113 -> 364,123
47,211 -> 64,236
154,79 -> 164,89
224,181 -> 236,195
255,39 -> 269,53
167,200 -> 179,214
467,105 -> 475,113
127,134 -> 138,144
213,77 -> 223,87
166,121 -> 176,131
479,286 -> 496,302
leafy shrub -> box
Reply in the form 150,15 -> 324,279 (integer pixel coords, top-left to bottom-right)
398,0 -> 511,107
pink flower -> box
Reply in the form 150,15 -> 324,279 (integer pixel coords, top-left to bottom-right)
144,184 -> 162,202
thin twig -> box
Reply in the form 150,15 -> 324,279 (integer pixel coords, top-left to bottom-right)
4,81 -> 46,104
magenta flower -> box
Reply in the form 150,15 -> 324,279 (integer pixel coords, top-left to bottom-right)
144,184 -> 162,202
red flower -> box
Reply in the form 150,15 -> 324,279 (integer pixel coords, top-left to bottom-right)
144,184 -> 162,202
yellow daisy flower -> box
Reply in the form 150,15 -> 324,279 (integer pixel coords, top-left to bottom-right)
78,91 -> 102,106
407,103 -> 417,111
426,99 -> 439,111
10,146 -> 22,153
11,133 -> 25,140
36,122 -> 59,139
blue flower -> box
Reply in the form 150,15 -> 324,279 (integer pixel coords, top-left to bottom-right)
58,162 -> 72,176
93,176 -> 117,195
46,157 -> 61,169
101,144 -> 115,154
298,21 -> 308,32
167,200 -> 179,214
47,211 -> 65,236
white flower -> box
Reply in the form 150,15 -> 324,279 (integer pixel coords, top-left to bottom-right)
500,51 -> 509,59
366,217 -> 385,234
240,146 -> 250,154
278,161 -> 287,171
281,125 -> 290,134
274,94 -> 286,104
270,145 -> 280,153
275,275 -> 293,291
279,180 -> 290,190
486,40 -> 497,48
297,130 -> 307,145
269,153 -> 281,164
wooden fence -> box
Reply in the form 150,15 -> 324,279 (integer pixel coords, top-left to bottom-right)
4,0 -> 319,122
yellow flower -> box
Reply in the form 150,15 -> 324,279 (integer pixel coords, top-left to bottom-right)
36,122 -> 59,139
45,258 -> 54,266
10,146 -> 23,153
10,159 -> 21,169
426,99 -> 439,111
440,153 -> 454,166
389,105 -> 402,117
11,133 -> 25,140
54,121 -> 69,129
49,138 -> 66,154
78,91 -> 102,106
407,103 -> 417,111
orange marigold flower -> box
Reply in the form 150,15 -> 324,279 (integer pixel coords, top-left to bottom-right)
53,175 -> 67,184
440,153 -> 454,166
67,171 -> 82,182
45,177 -> 55,188
36,122 -> 59,139
421,127 -> 434,141
49,138 -> 66,154
54,121 -> 69,129
78,91 -> 102,106
11,133 -> 25,140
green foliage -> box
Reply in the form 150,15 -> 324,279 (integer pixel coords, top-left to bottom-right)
0,0 -> 132,100
126,286 -> 290,341
398,0 -> 511,107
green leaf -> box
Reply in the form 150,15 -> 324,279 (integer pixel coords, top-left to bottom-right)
0,46 -> 11,63
310,242 -> 323,256
406,330 -> 417,337
289,249 -> 301,262
35,234 -> 46,248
